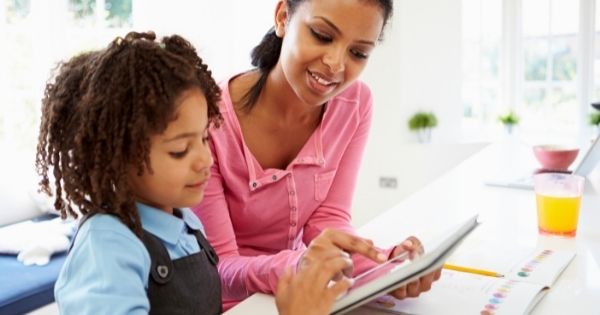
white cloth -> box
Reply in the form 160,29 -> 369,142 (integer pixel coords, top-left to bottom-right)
0,217 -> 76,265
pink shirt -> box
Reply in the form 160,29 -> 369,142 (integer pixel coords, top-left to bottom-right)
193,77 -> 390,309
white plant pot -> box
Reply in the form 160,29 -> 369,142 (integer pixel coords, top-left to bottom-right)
504,124 -> 515,135
416,128 -> 432,143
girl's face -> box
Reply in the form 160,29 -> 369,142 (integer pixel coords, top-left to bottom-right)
274,0 -> 384,106
129,87 -> 213,213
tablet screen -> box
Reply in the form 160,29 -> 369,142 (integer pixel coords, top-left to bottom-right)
332,215 -> 480,314
350,252 -> 411,291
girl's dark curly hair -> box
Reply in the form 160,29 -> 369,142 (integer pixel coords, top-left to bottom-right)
36,31 -> 222,236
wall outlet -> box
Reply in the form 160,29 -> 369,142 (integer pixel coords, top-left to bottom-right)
379,176 -> 397,189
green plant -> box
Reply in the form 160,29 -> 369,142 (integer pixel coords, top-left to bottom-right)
498,111 -> 519,126
408,112 -> 438,131
590,112 -> 600,126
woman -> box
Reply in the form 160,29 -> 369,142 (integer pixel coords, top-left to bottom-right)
194,0 -> 440,309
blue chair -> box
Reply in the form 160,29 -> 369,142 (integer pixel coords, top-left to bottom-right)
0,214 -> 67,315
0,253 -> 65,315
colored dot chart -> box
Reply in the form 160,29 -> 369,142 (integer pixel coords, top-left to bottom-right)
480,249 -> 553,315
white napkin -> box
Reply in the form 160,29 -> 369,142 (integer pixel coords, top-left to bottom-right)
0,217 -> 76,266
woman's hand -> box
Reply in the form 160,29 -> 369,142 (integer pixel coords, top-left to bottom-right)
386,236 -> 442,299
275,229 -> 386,315
297,228 -> 387,277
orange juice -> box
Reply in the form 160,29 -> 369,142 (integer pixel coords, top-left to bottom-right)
536,193 -> 580,237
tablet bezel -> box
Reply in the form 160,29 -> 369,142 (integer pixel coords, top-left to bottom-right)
331,215 -> 480,315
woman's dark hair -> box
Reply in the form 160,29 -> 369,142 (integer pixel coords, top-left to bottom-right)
36,31 -> 222,236
241,0 -> 393,109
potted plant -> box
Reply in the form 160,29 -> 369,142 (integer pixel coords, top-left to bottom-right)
590,112 -> 600,135
498,110 -> 519,134
408,111 -> 438,143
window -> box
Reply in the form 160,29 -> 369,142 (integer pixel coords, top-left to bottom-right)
521,0 -> 579,136
0,0 -> 274,158
594,1 -> 600,101
0,0 -> 133,154
461,0 -> 502,138
462,0 -> 594,142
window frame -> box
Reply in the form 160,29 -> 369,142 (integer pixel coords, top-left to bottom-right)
461,0 -> 597,142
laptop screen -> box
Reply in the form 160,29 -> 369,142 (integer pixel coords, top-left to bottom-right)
574,136 -> 600,176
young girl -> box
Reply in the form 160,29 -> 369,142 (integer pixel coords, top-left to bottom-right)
36,31 -> 385,314
194,0 -> 441,309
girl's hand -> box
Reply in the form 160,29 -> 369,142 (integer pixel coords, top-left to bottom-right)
276,229 -> 386,315
275,259 -> 352,315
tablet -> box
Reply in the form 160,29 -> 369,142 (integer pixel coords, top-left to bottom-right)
331,214 -> 480,314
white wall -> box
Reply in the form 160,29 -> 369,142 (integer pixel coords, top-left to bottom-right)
361,0 -> 463,145
133,0 -> 464,141
351,143 -> 487,227
351,0 -> 471,226
2,0 -> 471,227
132,0 -> 275,81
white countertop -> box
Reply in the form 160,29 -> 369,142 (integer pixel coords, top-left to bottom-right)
227,140 -> 600,315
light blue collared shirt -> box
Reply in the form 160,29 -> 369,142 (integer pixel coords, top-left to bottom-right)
54,203 -> 205,315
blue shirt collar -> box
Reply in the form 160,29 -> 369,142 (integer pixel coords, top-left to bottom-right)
136,203 -> 204,245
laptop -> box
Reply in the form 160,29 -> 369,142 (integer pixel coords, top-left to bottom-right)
484,135 -> 600,190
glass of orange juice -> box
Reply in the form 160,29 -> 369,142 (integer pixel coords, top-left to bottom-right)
533,173 -> 585,237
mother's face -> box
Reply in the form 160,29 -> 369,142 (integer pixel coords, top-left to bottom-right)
274,0 -> 384,106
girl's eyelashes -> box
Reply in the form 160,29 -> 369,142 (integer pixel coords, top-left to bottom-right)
168,133 -> 208,158
202,130 -> 210,144
169,148 -> 189,159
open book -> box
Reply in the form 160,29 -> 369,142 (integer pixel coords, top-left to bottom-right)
365,246 -> 575,315
332,215 -> 480,314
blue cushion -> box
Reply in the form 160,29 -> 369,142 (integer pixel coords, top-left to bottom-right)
0,253 -> 66,315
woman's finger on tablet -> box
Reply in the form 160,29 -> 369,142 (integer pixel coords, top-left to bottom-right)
319,228 -> 387,263
393,236 -> 424,260
434,267 -> 442,280
419,268 -> 441,292
406,279 -> 422,298
390,284 -> 408,299
418,274 -> 434,292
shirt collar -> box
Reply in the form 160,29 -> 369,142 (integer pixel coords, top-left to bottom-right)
136,203 -> 204,245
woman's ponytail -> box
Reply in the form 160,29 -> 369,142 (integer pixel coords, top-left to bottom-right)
250,27 -> 282,71
241,27 -> 282,110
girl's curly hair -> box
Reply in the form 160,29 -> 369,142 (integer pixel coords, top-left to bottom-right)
36,31 -> 222,236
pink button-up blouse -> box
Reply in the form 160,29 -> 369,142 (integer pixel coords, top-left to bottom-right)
193,77 -> 390,309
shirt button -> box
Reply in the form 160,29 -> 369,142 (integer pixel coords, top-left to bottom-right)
289,191 -> 295,196
157,265 -> 169,278
291,222 -> 297,227
318,159 -> 325,165
272,175 -> 277,181
289,236 -> 294,241
252,182 -> 257,188
291,206 -> 297,212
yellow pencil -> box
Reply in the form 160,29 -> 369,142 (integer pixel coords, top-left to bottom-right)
443,263 -> 504,278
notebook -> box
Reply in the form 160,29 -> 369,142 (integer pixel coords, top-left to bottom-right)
365,246 -> 575,315
485,135 -> 600,190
